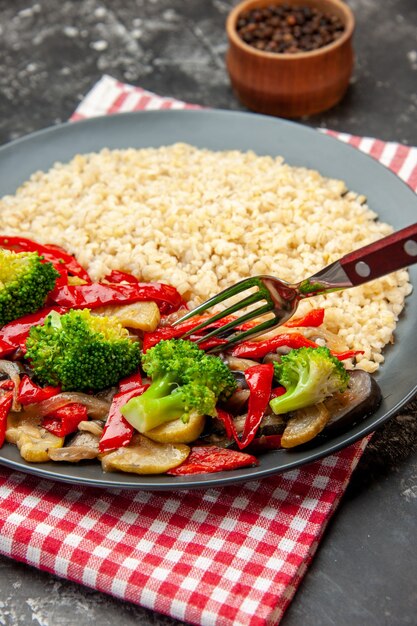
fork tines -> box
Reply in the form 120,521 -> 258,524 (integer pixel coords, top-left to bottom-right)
173,277 -> 278,350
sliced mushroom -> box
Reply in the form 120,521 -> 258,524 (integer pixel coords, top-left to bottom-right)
281,402 -> 330,448
324,370 -> 382,433
6,411 -> 63,462
224,356 -> 259,371
101,434 -> 190,474
49,431 -> 100,462
262,347 -> 292,364
6,411 -> 42,444
144,413 -> 205,444
92,301 -> 160,331
36,393 -> 110,419
77,419 -> 105,437
15,424 -> 63,462
95,388 -> 118,404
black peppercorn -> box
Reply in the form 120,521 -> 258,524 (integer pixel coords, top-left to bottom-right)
235,3 -> 345,54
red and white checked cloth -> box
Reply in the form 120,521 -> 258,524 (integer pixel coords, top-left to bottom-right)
0,75 -> 416,626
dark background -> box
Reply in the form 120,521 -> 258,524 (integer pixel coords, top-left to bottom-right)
0,1 -> 416,625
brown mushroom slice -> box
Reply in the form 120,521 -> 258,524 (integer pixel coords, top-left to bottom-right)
101,434 -> 190,474
77,419 -> 105,437
281,402 -> 330,448
224,356 -> 259,371
262,348 -> 292,364
6,411 -> 42,445
49,431 -> 100,462
16,425 -> 64,463
145,413 -> 205,444
6,411 -> 64,462
92,301 -> 160,331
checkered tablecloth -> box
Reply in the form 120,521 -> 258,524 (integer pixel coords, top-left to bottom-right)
0,75 -> 416,626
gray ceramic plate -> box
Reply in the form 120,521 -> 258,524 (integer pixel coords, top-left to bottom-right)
0,109 -> 416,490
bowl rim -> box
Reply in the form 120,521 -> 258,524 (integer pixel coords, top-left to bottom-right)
226,0 -> 355,60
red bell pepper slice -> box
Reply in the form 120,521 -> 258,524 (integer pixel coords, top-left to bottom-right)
42,403 -> 89,437
333,350 -> 365,361
117,371 -> 143,393
17,375 -> 61,406
270,386 -> 286,400
232,309 -> 325,331
0,390 -> 14,448
0,306 -> 68,357
143,310 -> 326,354
167,445 -> 258,475
0,236 -> 91,282
142,326 -> 197,352
103,270 -> 140,284
48,282 -> 184,314
0,380 -> 14,391
238,363 -> 275,449
142,313 -> 241,352
103,271 -> 188,315
231,331 -> 364,362
142,320 -> 201,351
98,383 -> 149,453
52,266 -> 69,290
216,408 -> 234,440
231,332 -> 319,359
216,364 -> 274,450
189,336 -> 228,351
285,308 -> 325,328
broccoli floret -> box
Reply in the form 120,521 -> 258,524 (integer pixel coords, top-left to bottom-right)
25,309 -> 141,392
270,346 -> 349,415
0,249 -> 59,327
141,337 -> 204,380
121,338 -> 237,433
181,355 -> 237,402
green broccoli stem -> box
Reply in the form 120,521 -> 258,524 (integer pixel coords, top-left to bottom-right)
269,367 -> 311,414
269,387 -> 306,415
143,373 -> 178,400
121,376 -> 188,433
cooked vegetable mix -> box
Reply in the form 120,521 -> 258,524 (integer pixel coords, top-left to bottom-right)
0,237 -> 383,477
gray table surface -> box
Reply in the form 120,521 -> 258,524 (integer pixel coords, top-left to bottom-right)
0,1 -> 416,625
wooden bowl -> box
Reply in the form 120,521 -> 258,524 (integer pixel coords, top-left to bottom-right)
226,0 -> 355,118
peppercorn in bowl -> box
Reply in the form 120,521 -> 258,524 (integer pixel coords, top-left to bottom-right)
226,0 -> 355,118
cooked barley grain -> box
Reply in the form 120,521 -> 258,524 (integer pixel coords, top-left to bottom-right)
0,143 -> 411,372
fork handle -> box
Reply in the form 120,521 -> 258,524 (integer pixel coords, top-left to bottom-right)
339,222 -> 417,285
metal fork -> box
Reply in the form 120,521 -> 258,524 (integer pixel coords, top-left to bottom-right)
173,222 -> 417,351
